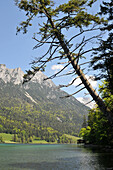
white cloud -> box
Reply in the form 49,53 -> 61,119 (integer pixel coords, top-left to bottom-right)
77,97 -> 96,108
51,65 -> 64,71
72,75 -> 97,88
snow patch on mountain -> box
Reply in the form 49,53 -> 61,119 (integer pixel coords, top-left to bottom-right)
25,91 -> 37,104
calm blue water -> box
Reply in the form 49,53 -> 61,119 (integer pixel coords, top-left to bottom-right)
0,144 -> 113,170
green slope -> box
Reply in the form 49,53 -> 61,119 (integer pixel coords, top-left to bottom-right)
0,66 -> 89,143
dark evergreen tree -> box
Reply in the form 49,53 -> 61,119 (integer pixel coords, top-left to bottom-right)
91,0 -> 113,95
15,0 -> 113,124
13,133 -> 17,142
82,115 -> 87,128
80,81 -> 113,145
0,136 -> 4,143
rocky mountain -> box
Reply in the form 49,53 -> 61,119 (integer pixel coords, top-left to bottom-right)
0,64 -> 89,137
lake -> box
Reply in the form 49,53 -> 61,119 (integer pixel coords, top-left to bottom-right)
0,144 -> 113,170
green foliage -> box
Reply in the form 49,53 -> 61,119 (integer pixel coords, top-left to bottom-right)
14,0 -> 105,81
82,115 -> 87,128
14,0 -> 113,126
79,126 -> 91,142
0,78 -> 87,144
91,0 -> 113,95
80,81 -> 113,145
99,81 -> 113,109
80,109 -> 110,145
0,77 -> 88,141
64,134 -> 79,143
0,133 -> 13,143
15,0 -> 104,40
0,103 -> 83,143
0,136 -> 4,143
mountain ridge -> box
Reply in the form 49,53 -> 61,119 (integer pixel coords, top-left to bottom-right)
0,64 -> 89,140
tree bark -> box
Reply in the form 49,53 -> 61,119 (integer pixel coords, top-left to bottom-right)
68,54 -> 113,123
45,9 -> 113,125
58,34 -> 113,125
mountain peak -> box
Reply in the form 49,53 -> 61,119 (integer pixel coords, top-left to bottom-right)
0,64 -> 24,84
0,64 -> 89,136
31,71 -> 56,88
0,64 -> 6,69
0,64 -> 55,88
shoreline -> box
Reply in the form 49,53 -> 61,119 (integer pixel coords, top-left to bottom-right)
0,141 -> 77,145
84,144 -> 113,152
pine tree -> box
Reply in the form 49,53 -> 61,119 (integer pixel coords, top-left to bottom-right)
82,115 -> 87,128
91,0 -> 113,94
15,0 -> 113,124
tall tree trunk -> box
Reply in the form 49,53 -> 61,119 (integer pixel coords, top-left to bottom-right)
45,9 -> 113,125
58,34 -> 113,125
68,54 -> 113,122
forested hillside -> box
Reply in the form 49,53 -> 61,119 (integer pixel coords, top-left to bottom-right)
0,64 -> 89,143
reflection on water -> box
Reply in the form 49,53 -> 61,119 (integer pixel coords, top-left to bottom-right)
0,144 -> 113,170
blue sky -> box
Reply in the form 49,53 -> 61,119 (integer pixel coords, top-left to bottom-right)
0,1 -> 35,71
0,0 -> 108,107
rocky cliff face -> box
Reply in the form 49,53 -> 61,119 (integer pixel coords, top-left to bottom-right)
0,64 -> 24,84
0,64 -> 61,102
0,64 -> 55,87
0,64 -> 89,109
0,64 -> 89,134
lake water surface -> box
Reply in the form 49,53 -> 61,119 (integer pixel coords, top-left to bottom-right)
0,144 -> 113,170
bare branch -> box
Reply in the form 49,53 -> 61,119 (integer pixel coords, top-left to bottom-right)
57,61 -> 71,64
33,37 -> 59,44
44,63 -> 70,80
75,82 -> 83,88
32,56 -> 62,64
55,70 -> 75,79
71,33 -> 102,56
58,76 -> 80,88
31,48 -> 50,64
85,99 -> 94,106
80,48 -> 97,56
71,36 -> 85,54
79,54 -> 109,67
67,27 -> 101,44
60,87 -> 85,98
31,43 -> 60,66
33,35 -> 52,49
